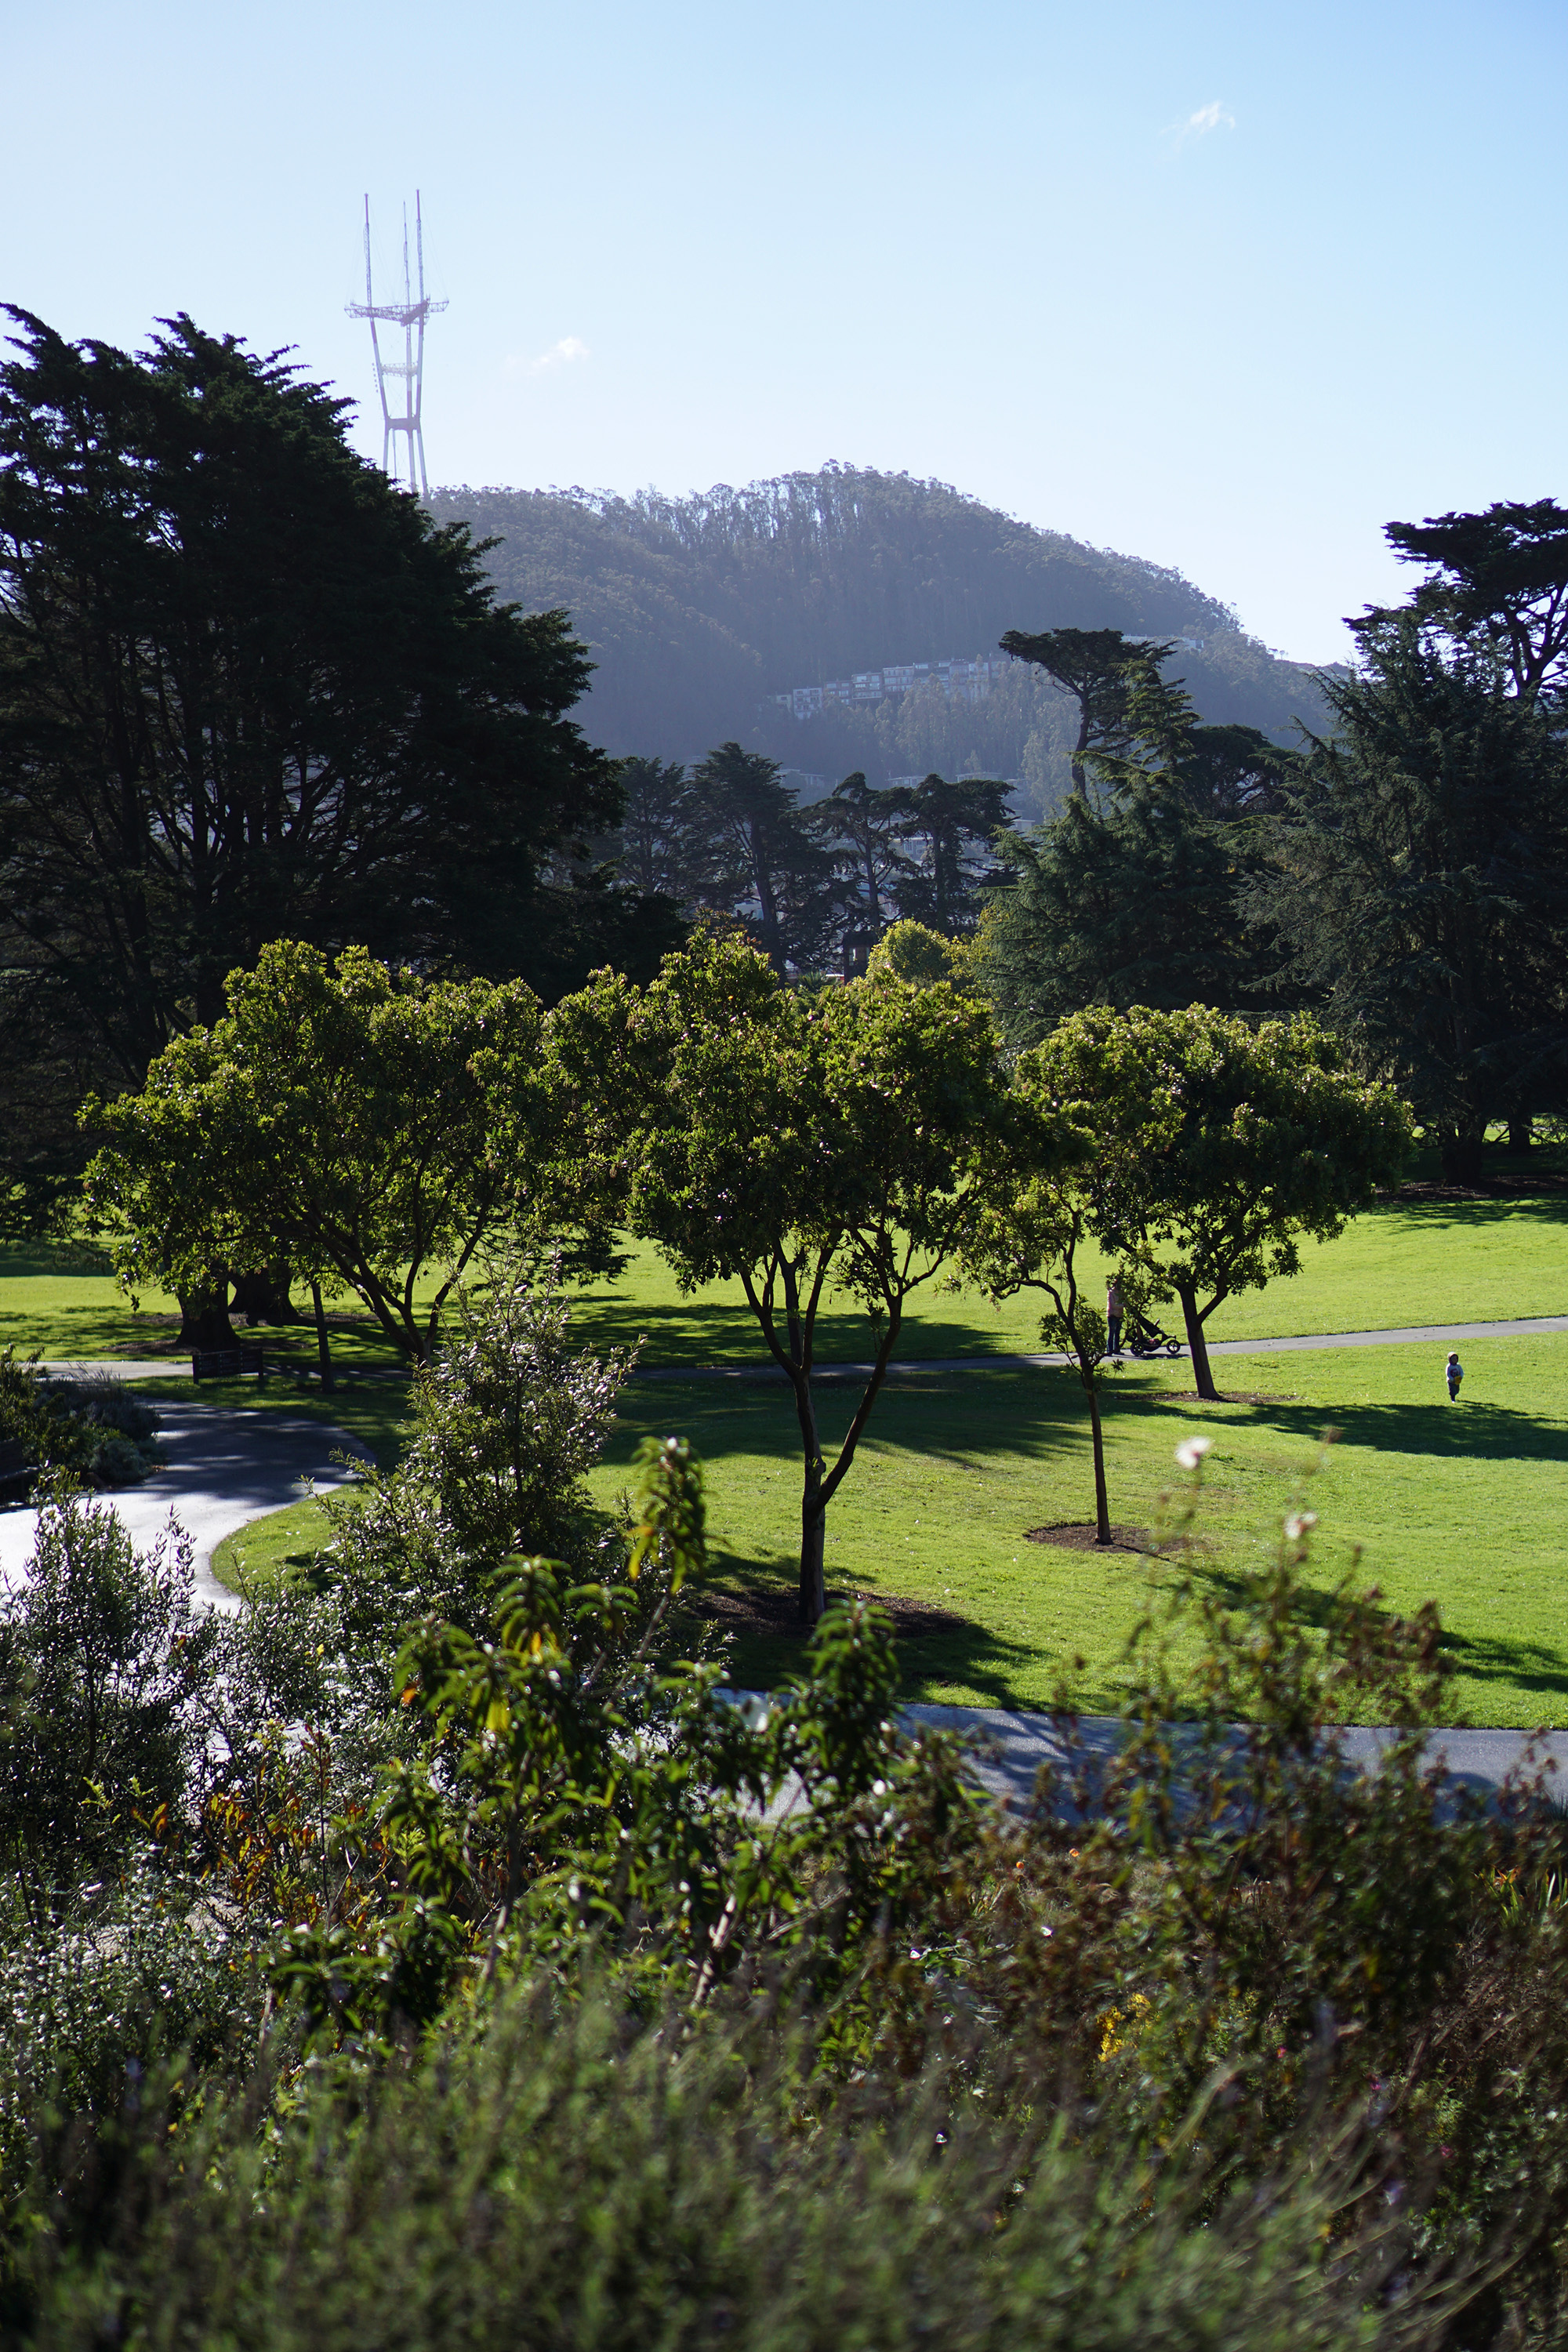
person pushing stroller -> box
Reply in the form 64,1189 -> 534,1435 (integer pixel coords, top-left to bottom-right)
1106,1276 -> 1123,1360
1446,1350 -> 1464,1401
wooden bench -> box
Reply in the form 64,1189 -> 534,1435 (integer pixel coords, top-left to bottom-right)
191,1345 -> 267,1383
0,1436 -> 39,1503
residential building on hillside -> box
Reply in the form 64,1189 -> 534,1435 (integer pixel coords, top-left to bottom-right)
769,634 -> 1207,723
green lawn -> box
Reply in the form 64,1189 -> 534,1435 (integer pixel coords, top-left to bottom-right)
581,1335 -> 1568,1728
13,1178 -> 1568,1728
568,1192 -> 1568,1364
0,1241 -> 412,1371
214,1328 -> 1568,1726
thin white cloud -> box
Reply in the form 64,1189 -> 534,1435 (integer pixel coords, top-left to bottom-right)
505,336 -> 590,379
1165,98 -> 1236,150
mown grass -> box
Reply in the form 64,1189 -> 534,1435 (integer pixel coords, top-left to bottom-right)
15,1158 -> 1568,1728
214,1333 -> 1568,1728
580,1334 -> 1568,1727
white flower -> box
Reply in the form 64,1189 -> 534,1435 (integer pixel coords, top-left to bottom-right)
1283,1510 -> 1319,1541
1174,1436 -> 1214,1470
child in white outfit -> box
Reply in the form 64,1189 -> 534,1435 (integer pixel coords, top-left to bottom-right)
1446,1351 -> 1463,1400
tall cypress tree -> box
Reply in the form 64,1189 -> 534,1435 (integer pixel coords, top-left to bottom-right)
0,310 -> 626,1098
1250,620 -> 1568,1182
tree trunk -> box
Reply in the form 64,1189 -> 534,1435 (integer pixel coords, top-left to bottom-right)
1178,1283 -> 1218,1402
787,1341 -> 830,1622
1069,706 -> 1090,799
1439,1128 -> 1486,1185
1087,1378 -> 1112,1544
230,1264 -> 303,1325
311,1280 -> 336,1393
800,1493 -> 827,1626
176,1285 -> 235,1350
1508,1117 -> 1534,1156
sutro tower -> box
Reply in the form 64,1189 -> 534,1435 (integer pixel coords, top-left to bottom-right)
347,192 -> 448,496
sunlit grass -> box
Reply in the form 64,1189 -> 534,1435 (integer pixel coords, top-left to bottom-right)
583,1335 -> 1568,1726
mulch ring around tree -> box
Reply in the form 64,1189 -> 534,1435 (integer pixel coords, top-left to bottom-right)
688,1583 -> 971,1642
1026,1523 -> 1208,1559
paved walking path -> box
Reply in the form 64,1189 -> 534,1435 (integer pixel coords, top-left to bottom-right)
899,1703 -> 1568,1812
0,1399 -> 372,1613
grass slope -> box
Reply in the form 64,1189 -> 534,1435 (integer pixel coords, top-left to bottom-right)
562,1199 -> 1568,1367
12,1171 -> 1568,1729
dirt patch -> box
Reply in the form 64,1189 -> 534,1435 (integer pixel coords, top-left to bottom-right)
1025,1522 -> 1206,1559
1026,1522 -> 1151,1556
688,1584 -> 971,1642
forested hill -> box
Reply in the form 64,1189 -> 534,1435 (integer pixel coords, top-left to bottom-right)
426,466 -> 1330,817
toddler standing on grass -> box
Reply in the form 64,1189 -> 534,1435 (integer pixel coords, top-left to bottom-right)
1446,1351 -> 1464,1401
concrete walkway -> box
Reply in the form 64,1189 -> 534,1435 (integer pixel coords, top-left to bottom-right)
900,1702 -> 1568,1813
0,1399 -> 373,1613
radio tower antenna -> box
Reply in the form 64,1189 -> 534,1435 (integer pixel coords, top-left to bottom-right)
347,191 -> 448,495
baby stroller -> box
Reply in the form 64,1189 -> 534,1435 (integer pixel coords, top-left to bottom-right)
1123,1309 -> 1183,1359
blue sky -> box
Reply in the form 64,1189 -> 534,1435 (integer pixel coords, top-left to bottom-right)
7,0 -> 1564,661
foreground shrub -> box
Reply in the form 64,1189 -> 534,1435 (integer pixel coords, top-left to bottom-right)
6,1303 -> 1568,2344
0,1977 -> 1500,2352
0,1353 -> 164,1491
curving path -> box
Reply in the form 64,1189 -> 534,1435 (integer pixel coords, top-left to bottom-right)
0,1399 -> 373,1613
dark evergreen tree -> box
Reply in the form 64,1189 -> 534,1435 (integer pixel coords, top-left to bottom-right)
894,774 -> 1013,935
1249,619 -> 1568,1181
808,771 -> 916,935
977,785 -> 1272,1048
0,309 -> 626,1095
996,627 -> 1170,799
1359,499 -> 1568,703
615,756 -> 697,898
684,742 -> 847,973
974,671 -> 1280,1045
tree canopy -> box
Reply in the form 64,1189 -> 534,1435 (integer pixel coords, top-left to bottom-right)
1047,1004 -> 1412,1398
84,942 -> 562,1364
1359,499 -> 1568,702
1250,620 -> 1568,1181
997,626 -> 1171,799
0,309 -> 641,1116
549,929 -> 1013,1621
973,673 -> 1285,1044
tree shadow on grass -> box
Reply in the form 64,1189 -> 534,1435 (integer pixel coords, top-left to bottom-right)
609,1364 -> 1100,1475
0,1240 -> 118,1279
679,1542 -> 1047,1708
1150,1552 -> 1568,1725
1370,1189 -> 1568,1238
1116,1383 -> 1568,1468
578,1291 -> 1026,1373
1434,1624 -> 1568,1718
